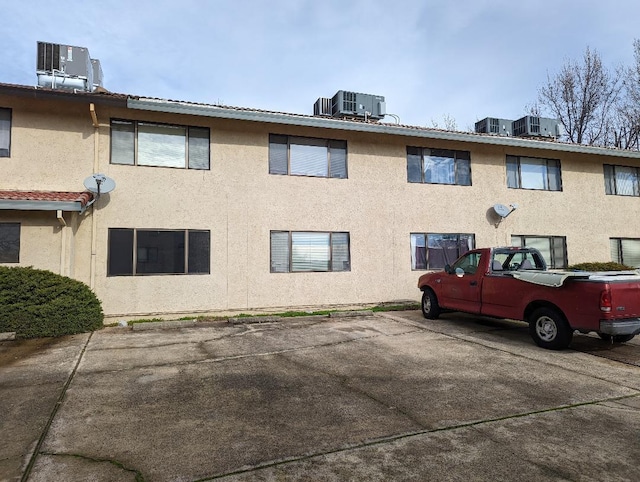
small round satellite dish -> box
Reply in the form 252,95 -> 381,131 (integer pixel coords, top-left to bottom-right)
83,173 -> 116,195
493,203 -> 511,218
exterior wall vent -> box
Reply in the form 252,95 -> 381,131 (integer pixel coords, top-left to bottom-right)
313,91 -> 386,121
36,41 -> 103,92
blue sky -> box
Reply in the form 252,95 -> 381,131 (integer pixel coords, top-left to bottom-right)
2,0 -> 640,129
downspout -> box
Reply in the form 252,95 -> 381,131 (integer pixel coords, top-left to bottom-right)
89,103 -> 99,290
57,210 -> 66,276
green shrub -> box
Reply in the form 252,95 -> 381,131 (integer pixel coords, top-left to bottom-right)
567,261 -> 634,271
0,266 -> 103,338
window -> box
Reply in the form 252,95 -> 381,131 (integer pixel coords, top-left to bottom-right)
610,238 -> 640,268
506,155 -> 562,191
270,231 -> 350,272
110,120 -> 209,169
511,235 -> 567,269
269,134 -> 347,178
410,233 -> 474,270
407,147 -> 471,185
604,164 -> 640,196
0,108 -> 11,157
0,223 -> 20,263
108,229 -> 210,276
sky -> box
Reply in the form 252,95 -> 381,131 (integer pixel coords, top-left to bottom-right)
2,0 -> 640,130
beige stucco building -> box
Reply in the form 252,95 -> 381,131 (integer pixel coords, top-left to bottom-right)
2,82 -> 640,320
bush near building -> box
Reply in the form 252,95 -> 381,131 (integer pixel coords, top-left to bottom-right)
567,262 -> 634,271
0,266 -> 103,338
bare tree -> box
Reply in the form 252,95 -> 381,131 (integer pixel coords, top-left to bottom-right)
538,47 -> 621,146
609,40 -> 640,149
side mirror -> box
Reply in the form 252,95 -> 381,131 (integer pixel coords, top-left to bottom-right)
455,267 -> 465,278
444,264 -> 451,274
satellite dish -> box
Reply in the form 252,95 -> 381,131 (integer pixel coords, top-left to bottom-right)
83,173 -> 116,196
493,203 -> 512,218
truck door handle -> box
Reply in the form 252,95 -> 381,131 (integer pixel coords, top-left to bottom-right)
470,281 -> 478,286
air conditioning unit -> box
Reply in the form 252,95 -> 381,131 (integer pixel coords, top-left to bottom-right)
475,117 -> 513,136
314,97 -> 332,116
36,41 -> 103,92
329,91 -> 386,120
513,116 -> 561,138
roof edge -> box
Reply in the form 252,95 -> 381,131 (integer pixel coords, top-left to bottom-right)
127,98 -> 640,159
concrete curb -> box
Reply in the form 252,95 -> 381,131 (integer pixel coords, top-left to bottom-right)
0,331 -> 16,341
131,320 -> 198,331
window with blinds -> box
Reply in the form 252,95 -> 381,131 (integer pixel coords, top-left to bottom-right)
107,228 -> 210,276
407,147 -> 471,186
269,134 -> 347,178
604,164 -> 640,196
0,108 -> 11,157
610,238 -> 640,268
511,235 -> 567,269
0,222 -> 20,263
506,155 -> 562,191
110,120 -> 210,169
270,231 -> 350,272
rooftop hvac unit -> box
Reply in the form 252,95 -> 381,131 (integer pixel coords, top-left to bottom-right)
513,116 -> 561,138
330,91 -> 386,120
475,117 -> 513,136
36,41 -> 103,92
314,97 -> 332,116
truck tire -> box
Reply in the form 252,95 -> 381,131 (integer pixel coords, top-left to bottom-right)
598,333 -> 636,343
528,307 -> 573,350
421,289 -> 441,320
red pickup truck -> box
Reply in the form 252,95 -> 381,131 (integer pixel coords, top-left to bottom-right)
417,246 -> 640,349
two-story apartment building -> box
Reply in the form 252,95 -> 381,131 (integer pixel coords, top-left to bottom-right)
2,81 -> 640,320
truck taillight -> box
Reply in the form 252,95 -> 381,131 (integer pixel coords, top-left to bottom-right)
600,289 -> 612,312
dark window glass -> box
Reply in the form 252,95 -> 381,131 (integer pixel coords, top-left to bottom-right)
108,228 -> 134,275
188,127 -> 210,170
268,134 -> 289,175
111,120 -> 135,165
506,155 -> 562,191
188,230 -> 210,274
411,233 -> 474,270
0,223 -> 20,263
0,108 -> 11,157
407,147 -> 472,186
136,230 -> 185,274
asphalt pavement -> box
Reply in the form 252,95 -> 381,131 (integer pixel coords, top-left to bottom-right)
1,310 -> 639,481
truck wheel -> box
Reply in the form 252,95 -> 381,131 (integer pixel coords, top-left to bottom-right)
598,333 -> 636,343
421,289 -> 441,320
528,307 -> 573,350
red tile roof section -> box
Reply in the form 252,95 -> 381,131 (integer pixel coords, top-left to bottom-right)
0,190 -> 94,206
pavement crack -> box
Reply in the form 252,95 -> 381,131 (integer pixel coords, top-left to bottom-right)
39,452 -> 145,481
20,332 -> 93,482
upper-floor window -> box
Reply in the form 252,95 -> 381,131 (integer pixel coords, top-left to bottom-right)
511,235 -> 567,269
108,228 -> 210,276
270,231 -> 350,272
407,147 -> 471,185
0,108 -> 11,157
410,233 -> 475,270
610,238 -> 640,268
604,164 -> 640,196
110,120 -> 210,170
269,134 -> 347,178
0,222 -> 20,263
507,155 -> 561,191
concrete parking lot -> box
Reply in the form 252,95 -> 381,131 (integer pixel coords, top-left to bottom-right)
1,310 -> 639,481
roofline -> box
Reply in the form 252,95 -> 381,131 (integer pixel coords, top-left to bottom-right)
0,199 -> 88,212
0,83 -> 127,107
128,97 -> 640,159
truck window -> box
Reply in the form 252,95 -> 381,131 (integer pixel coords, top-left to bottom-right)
451,252 -> 482,275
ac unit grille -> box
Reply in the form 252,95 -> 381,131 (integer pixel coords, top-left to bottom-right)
37,42 -> 60,71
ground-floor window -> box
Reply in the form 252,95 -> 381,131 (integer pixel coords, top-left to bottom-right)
108,229 -> 210,276
270,231 -> 350,272
410,233 -> 474,270
511,235 -> 567,269
610,238 -> 640,268
0,222 -> 20,263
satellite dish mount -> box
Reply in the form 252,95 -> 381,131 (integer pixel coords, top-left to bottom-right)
83,173 -> 116,199
492,203 -> 518,226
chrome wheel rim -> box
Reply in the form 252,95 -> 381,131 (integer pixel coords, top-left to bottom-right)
423,295 -> 431,313
535,316 -> 557,342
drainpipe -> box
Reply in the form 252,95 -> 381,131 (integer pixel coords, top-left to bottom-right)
57,210 -> 66,276
89,103 -> 99,290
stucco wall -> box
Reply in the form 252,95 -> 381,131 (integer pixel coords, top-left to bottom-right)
3,94 -> 640,319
